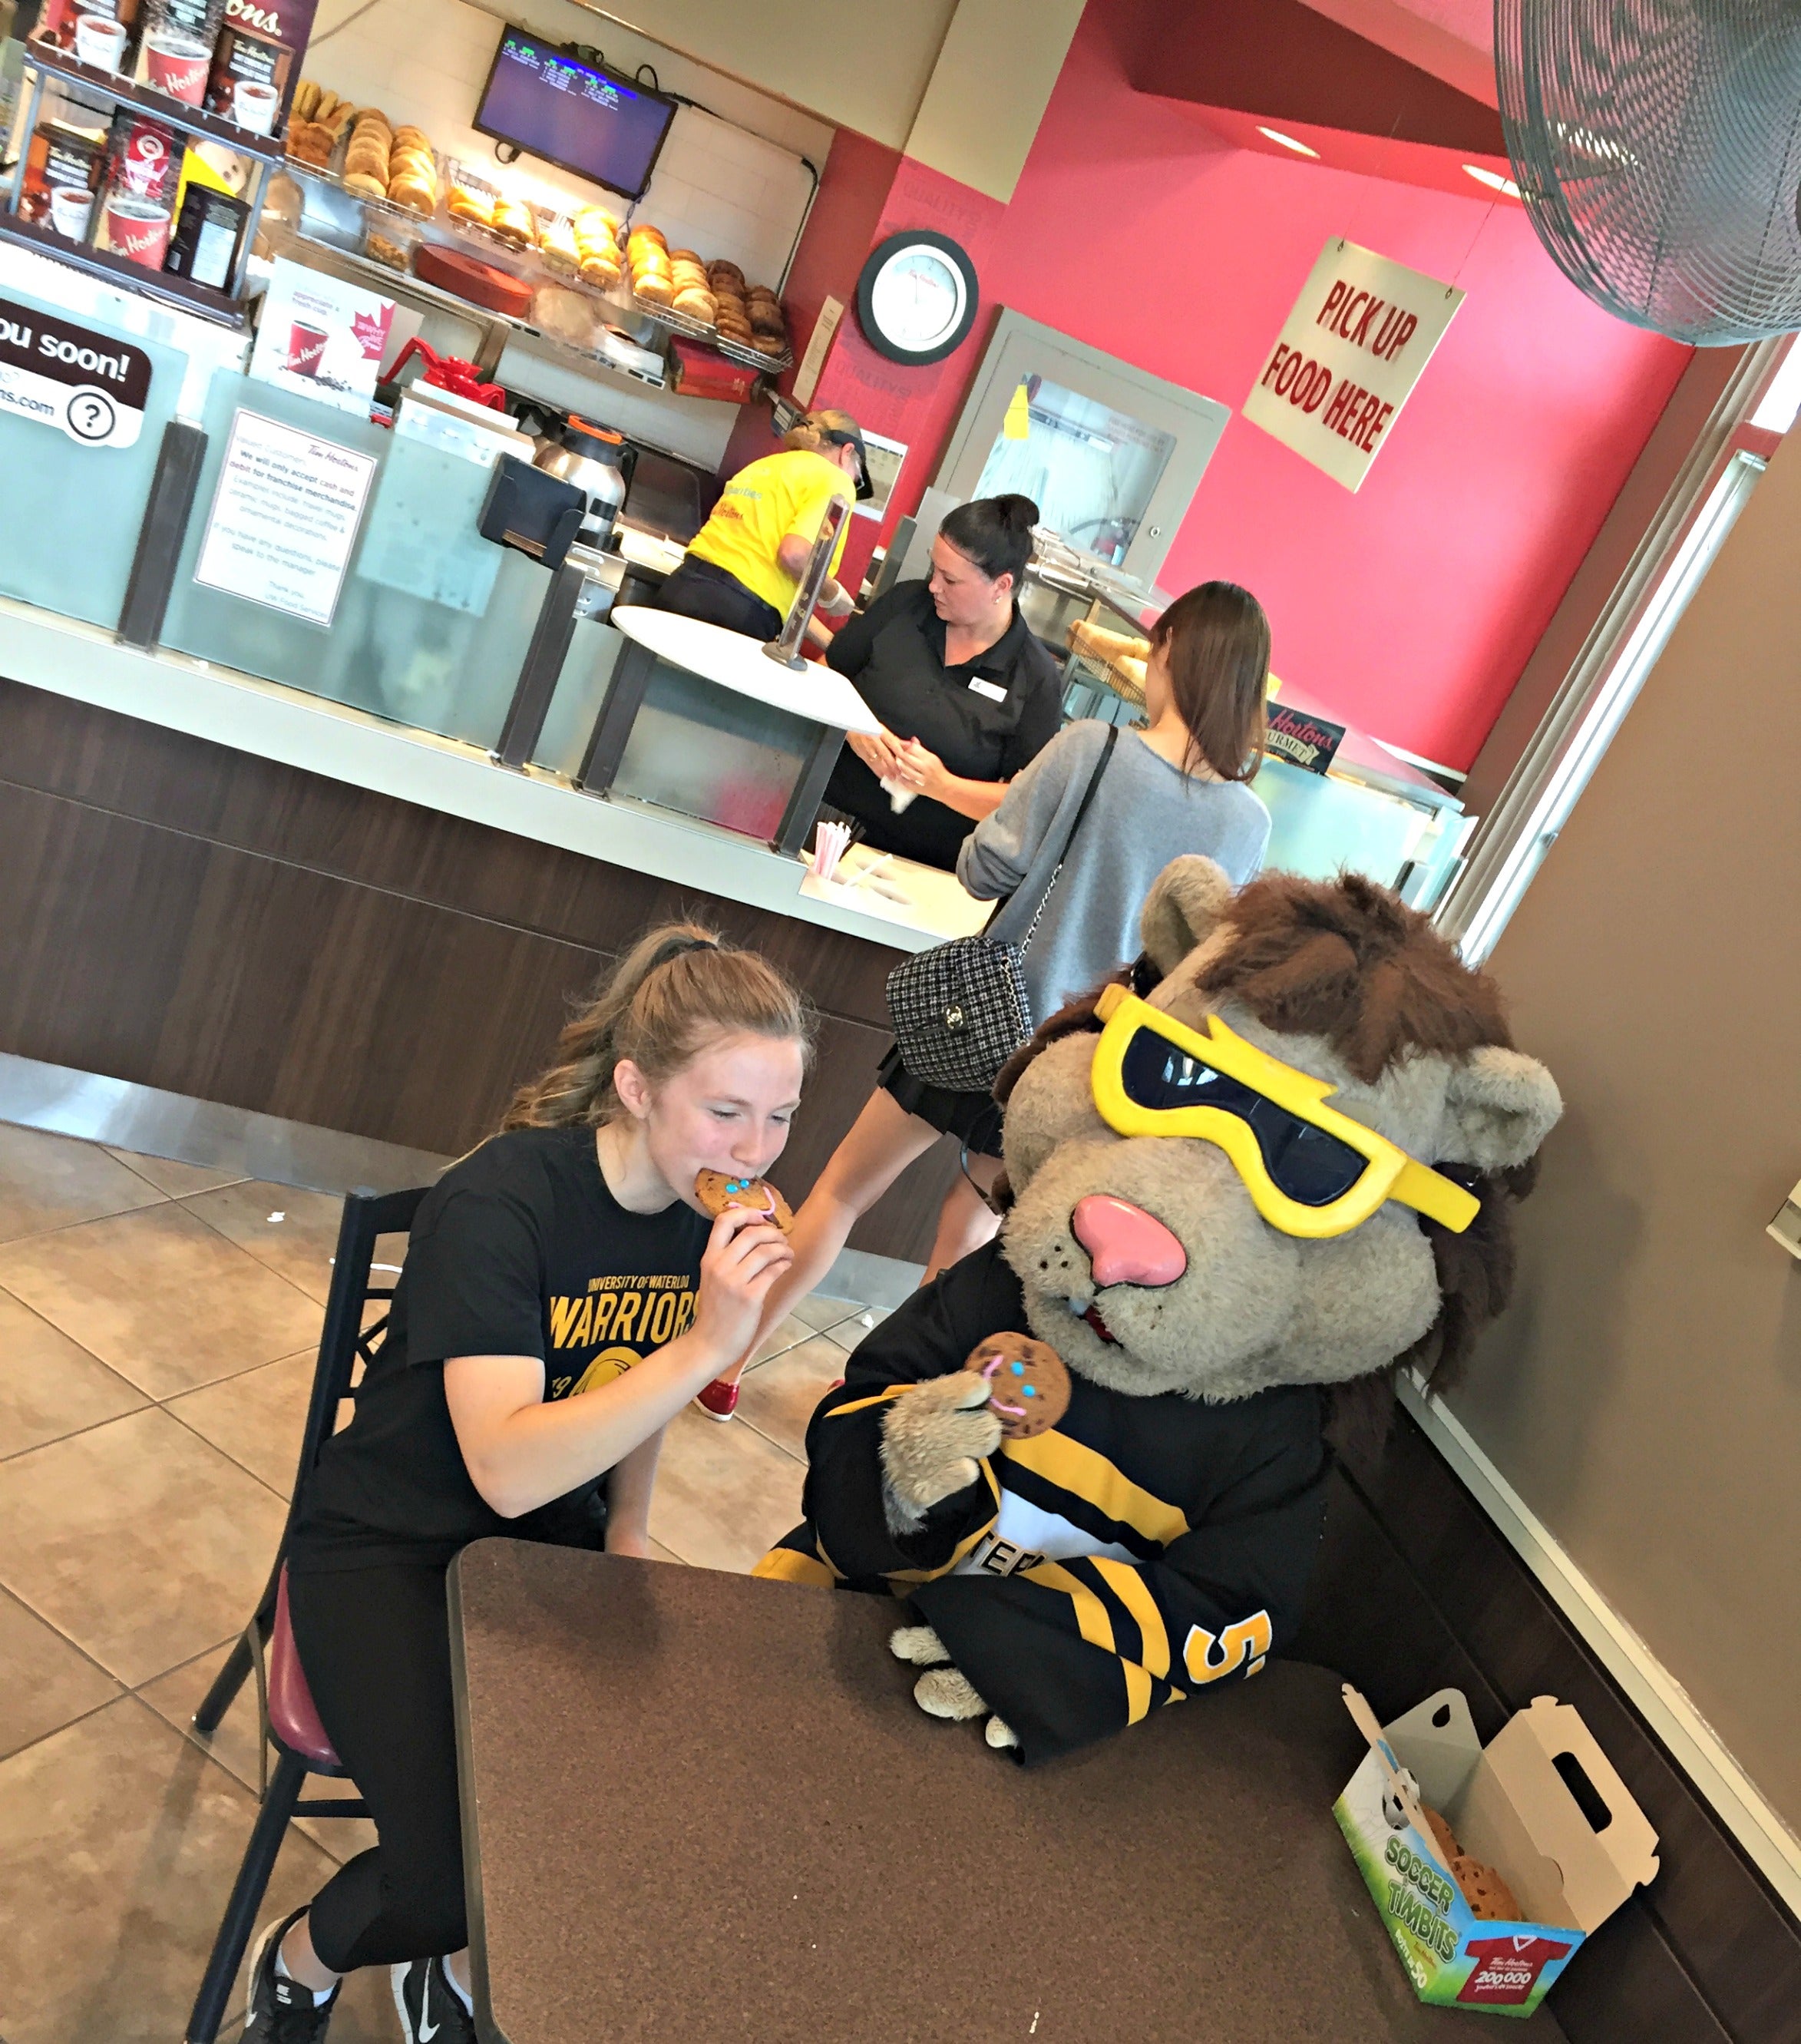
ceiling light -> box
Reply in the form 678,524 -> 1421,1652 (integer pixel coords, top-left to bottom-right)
1257,127 -> 1320,158
1464,164 -> 1523,198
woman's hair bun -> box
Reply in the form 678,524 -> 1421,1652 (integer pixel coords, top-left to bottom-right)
998,494 -> 1039,530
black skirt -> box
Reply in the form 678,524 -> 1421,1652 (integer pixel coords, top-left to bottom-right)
878,1043 -> 1004,1157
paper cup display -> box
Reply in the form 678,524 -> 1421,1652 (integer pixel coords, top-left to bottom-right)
74,12 -> 128,69
144,31 -> 211,103
48,186 -> 94,242
233,78 -> 279,134
103,193 -> 173,269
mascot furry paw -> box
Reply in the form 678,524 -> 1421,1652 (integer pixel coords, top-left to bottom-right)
755,862 -> 1561,1765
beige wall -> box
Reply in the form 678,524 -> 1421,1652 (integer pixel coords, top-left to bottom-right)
592,0 -> 1079,198
904,0 -> 1087,204
1449,426 -> 1801,1832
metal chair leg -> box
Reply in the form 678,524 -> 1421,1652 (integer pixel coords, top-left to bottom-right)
192,1632 -> 254,1736
184,1748 -> 306,2044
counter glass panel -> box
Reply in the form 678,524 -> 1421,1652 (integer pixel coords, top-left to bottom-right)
613,657 -> 814,838
158,369 -> 550,747
534,615 -> 623,778
0,279 -> 187,628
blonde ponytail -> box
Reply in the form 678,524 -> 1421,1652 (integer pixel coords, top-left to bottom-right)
502,923 -> 812,1131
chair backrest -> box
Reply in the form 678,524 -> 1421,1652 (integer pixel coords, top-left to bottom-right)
285,1186 -> 430,1527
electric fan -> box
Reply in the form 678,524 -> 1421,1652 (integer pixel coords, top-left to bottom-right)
1497,0 -> 1801,342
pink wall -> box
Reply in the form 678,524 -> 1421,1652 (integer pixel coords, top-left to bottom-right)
783,0 -> 1690,772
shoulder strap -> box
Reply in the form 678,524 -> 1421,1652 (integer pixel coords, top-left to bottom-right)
1018,723 -> 1119,955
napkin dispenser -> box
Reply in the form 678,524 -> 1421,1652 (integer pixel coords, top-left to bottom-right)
479,455 -> 587,570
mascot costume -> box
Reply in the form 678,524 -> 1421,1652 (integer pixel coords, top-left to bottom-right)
757,859 -> 1561,1765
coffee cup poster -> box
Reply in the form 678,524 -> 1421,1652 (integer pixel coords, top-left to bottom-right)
1243,240 -> 1464,492
249,256 -> 395,420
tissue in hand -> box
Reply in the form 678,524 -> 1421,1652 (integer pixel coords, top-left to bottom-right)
880,776 -> 919,814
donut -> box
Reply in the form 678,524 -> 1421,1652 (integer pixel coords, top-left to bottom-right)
694,1171 -> 794,1232
963,1334 -> 1070,1439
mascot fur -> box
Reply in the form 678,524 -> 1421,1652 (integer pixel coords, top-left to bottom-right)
757,859 -> 1561,1765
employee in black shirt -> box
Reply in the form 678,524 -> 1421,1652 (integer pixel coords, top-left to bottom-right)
243,927 -> 810,2044
822,494 -> 1064,871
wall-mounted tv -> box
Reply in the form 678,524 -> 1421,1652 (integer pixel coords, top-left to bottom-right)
473,27 -> 679,201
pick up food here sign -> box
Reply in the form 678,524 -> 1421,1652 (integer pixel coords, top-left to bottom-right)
1243,239 -> 1464,491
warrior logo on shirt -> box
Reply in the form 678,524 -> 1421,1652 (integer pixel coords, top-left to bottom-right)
544,1274 -> 697,1401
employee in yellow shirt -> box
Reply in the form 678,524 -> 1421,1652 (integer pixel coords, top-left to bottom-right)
655,408 -> 871,638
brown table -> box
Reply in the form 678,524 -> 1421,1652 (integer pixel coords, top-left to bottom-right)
449,1540 -> 1563,2042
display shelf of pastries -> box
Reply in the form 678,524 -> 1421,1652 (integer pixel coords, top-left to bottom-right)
270,94 -> 791,372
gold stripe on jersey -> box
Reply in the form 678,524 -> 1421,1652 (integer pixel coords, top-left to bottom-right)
1022,1560 -> 1117,1655
1003,1430 -> 1192,1550
826,1387 -> 914,1420
752,1547 -> 835,1587
1122,1662 -> 1154,1725
1093,1556 -> 1171,1680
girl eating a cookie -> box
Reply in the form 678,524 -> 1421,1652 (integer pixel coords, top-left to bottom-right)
248,926 -> 808,2044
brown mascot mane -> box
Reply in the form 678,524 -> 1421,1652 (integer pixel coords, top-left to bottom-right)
992,873 -> 1537,1457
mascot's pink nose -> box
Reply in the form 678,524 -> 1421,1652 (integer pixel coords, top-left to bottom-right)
1071,1196 -> 1188,1289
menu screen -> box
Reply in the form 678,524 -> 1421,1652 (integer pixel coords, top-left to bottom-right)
474,28 -> 678,199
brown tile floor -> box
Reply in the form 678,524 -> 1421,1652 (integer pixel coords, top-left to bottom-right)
0,1123 -> 881,2041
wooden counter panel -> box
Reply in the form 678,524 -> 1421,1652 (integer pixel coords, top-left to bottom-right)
0,733 -> 960,1264
0,680 -> 904,1030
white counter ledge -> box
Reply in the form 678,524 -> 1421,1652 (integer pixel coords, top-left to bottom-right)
0,596 -> 980,951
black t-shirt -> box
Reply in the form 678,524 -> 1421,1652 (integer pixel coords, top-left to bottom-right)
823,579 -> 1065,870
289,1125 -> 710,1573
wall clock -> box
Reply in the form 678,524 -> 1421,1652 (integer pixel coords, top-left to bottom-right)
855,230 -> 980,366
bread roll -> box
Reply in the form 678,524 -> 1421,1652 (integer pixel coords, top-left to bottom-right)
448,187 -> 492,224
672,287 -> 716,321
1069,620 -> 1151,666
633,271 -> 672,306
580,254 -> 623,289
387,175 -> 436,215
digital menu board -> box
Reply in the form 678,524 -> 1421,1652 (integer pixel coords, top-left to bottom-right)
474,28 -> 679,200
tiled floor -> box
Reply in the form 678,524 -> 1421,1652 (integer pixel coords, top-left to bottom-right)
0,1122 -> 882,2042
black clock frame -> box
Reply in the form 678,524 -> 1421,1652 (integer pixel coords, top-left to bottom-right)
854,230 -> 981,366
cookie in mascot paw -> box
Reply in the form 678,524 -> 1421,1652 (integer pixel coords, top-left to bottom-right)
755,861 -> 1561,1765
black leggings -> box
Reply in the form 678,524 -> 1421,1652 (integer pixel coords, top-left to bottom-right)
653,554 -> 785,638
285,1563 -> 466,1973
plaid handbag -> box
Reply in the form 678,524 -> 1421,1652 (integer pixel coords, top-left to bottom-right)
885,726 -> 1118,1093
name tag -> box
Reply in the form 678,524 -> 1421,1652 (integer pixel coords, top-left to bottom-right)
967,676 -> 1007,703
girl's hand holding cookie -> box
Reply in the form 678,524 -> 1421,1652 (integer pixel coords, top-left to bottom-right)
690,1202 -> 793,1363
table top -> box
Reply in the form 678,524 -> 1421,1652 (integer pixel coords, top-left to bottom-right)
611,604 -> 884,736
451,1540 -> 1555,2043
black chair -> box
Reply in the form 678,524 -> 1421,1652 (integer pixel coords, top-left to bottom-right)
184,1186 -> 428,2044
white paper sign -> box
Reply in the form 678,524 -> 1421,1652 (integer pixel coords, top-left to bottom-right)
249,256 -> 395,421
1242,239 -> 1464,491
193,408 -> 376,627
792,293 -> 844,408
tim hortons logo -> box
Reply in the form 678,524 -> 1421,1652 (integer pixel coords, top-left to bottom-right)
226,0 -> 286,35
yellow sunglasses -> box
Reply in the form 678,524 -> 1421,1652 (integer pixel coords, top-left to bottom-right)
1089,984 -> 1479,1240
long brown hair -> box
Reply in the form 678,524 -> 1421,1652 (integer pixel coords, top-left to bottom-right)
1149,580 -> 1271,782
503,923 -> 812,1131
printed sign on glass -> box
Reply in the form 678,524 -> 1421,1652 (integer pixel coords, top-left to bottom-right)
0,295 -> 150,448
1243,240 -> 1464,491
193,407 -> 376,627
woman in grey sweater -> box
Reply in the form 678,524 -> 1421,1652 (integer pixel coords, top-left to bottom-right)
696,581 -> 1273,1419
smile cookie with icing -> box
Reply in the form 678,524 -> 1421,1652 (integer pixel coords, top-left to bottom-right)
963,1334 -> 1070,1440
694,1170 -> 794,1232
